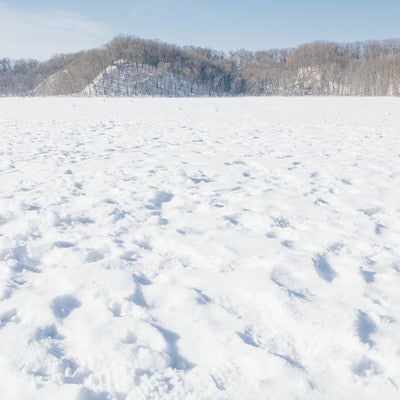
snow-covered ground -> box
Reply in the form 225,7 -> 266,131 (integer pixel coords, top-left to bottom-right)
0,97 -> 399,400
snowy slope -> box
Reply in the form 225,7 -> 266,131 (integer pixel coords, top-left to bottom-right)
82,62 -> 214,97
0,97 -> 399,400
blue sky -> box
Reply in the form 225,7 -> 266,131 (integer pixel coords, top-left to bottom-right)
1,0 -> 399,59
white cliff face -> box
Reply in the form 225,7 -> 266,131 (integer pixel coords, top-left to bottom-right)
0,97 -> 399,400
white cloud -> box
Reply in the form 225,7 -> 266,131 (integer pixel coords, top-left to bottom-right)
0,7 -> 110,60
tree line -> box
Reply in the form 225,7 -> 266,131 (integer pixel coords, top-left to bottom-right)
2,36 -> 400,97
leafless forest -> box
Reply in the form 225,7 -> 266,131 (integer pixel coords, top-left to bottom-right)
1,36 -> 400,96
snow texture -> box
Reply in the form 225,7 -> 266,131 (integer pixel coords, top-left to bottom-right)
0,97 -> 399,399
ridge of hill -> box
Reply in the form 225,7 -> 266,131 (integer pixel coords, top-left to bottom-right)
2,36 -> 400,96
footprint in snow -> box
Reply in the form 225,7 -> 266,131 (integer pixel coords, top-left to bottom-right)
314,197 -> 328,205
120,250 -> 138,262
132,274 -> 152,286
272,216 -> 290,228
22,203 -> 40,211
237,329 -> 259,348
51,295 -> 81,319
356,310 -> 376,347
0,309 -> 18,329
312,254 -> 337,282
340,178 -> 352,185
77,387 -> 109,400
127,274 -> 152,308
360,268 -> 376,283
54,241 -> 74,249
35,324 -> 64,341
9,246 -> 41,273
328,242 -> 344,254
375,223 -> 385,235
190,176 -> 212,184
266,231 -> 277,239
359,207 -> 381,217
353,357 -> 381,377
74,216 -> 95,225
121,330 -> 137,344
127,285 -> 148,308
152,324 -> 195,371
281,240 -> 294,249
86,250 -> 104,263
224,215 -> 239,225
158,217 -> 169,225
146,191 -> 174,210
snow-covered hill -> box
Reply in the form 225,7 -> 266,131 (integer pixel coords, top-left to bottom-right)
0,97 -> 399,399
82,61 -> 215,97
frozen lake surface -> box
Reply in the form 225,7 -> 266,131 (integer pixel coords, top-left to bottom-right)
0,97 -> 399,399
